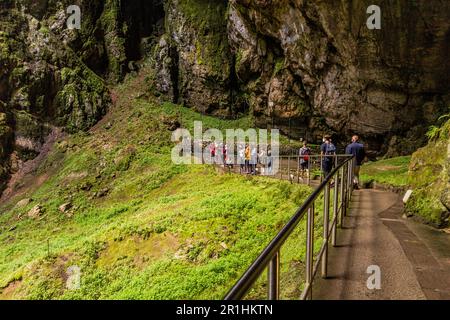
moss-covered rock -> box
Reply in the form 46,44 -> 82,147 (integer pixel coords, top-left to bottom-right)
100,0 -> 127,82
0,0 -> 168,194
56,67 -> 109,132
0,3 -> 114,194
151,0 -> 234,115
407,135 -> 450,227
0,101 -> 12,192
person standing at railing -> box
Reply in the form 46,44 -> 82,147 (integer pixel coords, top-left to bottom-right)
266,150 -> 273,175
223,143 -> 233,170
345,135 -> 366,189
245,144 -> 251,174
299,141 -> 311,179
250,146 -> 258,175
320,135 -> 336,178
209,141 -> 216,163
221,143 -> 227,165
259,147 -> 267,175
238,144 -> 245,174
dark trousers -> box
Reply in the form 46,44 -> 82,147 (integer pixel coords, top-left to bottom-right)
245,160 -> 250,172
322,160 -> 332,177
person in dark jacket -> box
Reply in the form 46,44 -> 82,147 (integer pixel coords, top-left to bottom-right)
345,135 -> 366,189
320,135 -> 336,178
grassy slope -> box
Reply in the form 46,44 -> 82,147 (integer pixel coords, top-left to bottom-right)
0,70 -> 321,300
360,156 -> 411,188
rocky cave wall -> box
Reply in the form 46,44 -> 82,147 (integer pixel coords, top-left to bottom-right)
1,0 -> 450,194
0,0 -> 165,192
232,0 -> 450,156
152,0 -> 450,155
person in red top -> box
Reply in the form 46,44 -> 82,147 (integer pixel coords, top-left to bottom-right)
209,142 -> 216,162
222,143 -> 227,164
299,141 -> 311,178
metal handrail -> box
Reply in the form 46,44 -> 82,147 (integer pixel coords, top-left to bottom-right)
215,154 -> 350,186
224,154 -> 355,300
270,154 -> 346,185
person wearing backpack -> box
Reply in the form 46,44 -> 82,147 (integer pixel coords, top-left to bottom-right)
320,135 -> 336,178
299,141 -> 311,179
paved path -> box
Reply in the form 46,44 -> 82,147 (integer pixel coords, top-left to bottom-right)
313,189 -> 450,300
219,162 -> 450,299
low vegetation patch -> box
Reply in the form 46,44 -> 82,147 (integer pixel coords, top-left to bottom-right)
0,70 -> 321,300
361,156 -> 411,188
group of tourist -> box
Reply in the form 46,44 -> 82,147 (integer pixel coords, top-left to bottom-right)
208,143 -> 274,175
315,134 -> 366,189
207,134 -> 366,188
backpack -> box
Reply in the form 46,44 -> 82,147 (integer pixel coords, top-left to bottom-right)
325,143 -> 336,155
300,147 -> 310,161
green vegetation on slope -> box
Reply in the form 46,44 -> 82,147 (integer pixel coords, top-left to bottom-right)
161,101 -> 254,132
360,156 -> 411,188
0,71 -> 321,300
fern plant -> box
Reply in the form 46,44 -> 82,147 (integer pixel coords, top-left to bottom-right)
426,114 -> 450,141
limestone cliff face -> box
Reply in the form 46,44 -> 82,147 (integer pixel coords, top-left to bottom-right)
150,0 -> 450,155
226,0 -> 450,155
1,1 -> 108,191
0,0 -> 164,192
152,0 -> 235,116
1,0 -> 450,194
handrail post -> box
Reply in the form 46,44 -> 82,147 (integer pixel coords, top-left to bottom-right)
332,169 -> 339,246
307,157 -> 311,186
320,155 -> 323,183
340,165 -> 346,227
280,157 -> 283,180
347,159 -> 353,209
305,203 -> 314,299
349,158 -> 354,195
346,160 -> 353,215
268,251 -> 280,300
288,155 -> 291,182
344,162 -> 350,216
322,182 -> 330,278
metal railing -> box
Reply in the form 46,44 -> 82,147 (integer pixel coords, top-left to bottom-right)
223,154 -> 355,300
217,154 -> 351,186
270,154 -> 351,186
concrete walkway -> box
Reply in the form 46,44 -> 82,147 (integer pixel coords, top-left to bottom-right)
313,189 -> 450,300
